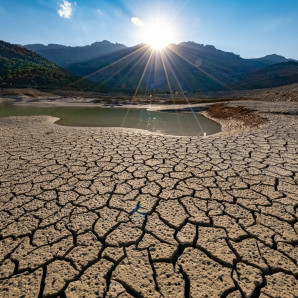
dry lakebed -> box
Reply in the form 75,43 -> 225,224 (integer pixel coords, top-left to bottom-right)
0,99 -> 297,297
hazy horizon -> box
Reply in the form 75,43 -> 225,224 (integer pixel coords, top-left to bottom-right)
0,0 -> 298,59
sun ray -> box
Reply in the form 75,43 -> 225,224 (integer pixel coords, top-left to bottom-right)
144,53 -> 155,90
67,45 -> 148,88
95,46 -> 151,91
121,46 -> 152,82
121,50 -> 155,127
162,47 -> 194,91
167,45 -> 240,94
160,51 -> 185,135
161,50 -> 204,134
154,51 -> 161,91
160,51 -> 174,94
132,50 -> 155,101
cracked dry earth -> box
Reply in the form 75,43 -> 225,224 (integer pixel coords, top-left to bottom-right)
0,103 -> 297,298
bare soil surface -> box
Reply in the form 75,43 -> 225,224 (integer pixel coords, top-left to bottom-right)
193,82 -> 298,102
207,103 -> 267,127
1,82 -> 297,105
0,101 -> 297,297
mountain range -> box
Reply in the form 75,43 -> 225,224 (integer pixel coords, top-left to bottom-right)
23,41 -> 297,92
231,61 -> 298,90
0,40 -> 111,91
24,41 -> 126,67
1,39 -> 297,92
0,40 -> 77,89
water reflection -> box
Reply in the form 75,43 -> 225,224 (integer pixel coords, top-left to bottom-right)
0,103 -> 221,136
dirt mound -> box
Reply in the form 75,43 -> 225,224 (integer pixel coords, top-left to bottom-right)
207,103 -> 267,126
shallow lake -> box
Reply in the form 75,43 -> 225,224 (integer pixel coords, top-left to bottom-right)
0,103 -> 221,136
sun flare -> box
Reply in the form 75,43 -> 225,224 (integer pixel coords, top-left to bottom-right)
141,19 -> 175,50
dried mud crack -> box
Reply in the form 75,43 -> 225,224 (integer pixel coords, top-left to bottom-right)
0,101 -> 297,297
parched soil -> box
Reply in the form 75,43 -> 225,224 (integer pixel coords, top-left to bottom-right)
207,103 -> 268,126
0,101 -> 297,297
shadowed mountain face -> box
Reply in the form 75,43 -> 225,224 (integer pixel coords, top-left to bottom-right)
232,61 -> 298,90
0,40 -> 76,88
24,41 -> 127,68
60,42 -> 296,92
9,40 -> 298,92
0,40 -> 112,91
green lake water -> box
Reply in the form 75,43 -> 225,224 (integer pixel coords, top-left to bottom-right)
0,103 -> 221,136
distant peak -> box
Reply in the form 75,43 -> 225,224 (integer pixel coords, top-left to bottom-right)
88,40 -> 127,48
256,54 -> 292,63
179,41 -> 217,51
263,54 -> 286,59
24,43 -> 66,50
179,41 -> 204,47
91,40 -> 111,46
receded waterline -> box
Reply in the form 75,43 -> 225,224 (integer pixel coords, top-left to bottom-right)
0,103 -> 221,137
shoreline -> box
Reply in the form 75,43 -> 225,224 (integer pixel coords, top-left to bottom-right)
0,97 -> 223,138
1,96 -> 218,109
1,97 -> 297,140
1,97 -> 297,138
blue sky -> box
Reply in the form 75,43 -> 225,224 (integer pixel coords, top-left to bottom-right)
0,0 -> 298,59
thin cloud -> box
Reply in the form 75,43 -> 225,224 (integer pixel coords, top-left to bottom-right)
97,9 -> 104,16
57,0 -> 72,19
131,17 -> 144,27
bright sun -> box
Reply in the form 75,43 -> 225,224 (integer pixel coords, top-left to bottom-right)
142,19 -> 175,50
